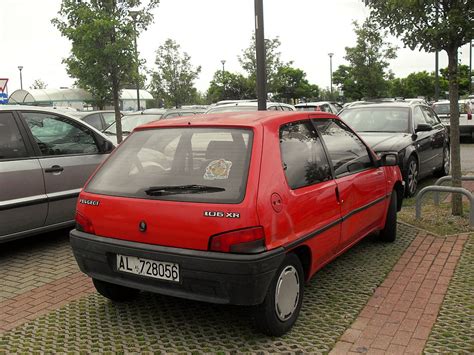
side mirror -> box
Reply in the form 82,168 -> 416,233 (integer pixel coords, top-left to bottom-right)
381,153 -> 398,167
102,139 -> 115,153
415,123 -> 432,132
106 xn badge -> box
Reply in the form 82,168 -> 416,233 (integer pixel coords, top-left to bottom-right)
204,211 -> 240,218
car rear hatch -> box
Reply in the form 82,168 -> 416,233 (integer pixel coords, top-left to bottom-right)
78,126 -> 260,251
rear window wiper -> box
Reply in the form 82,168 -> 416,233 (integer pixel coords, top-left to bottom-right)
145,184 -> 226,196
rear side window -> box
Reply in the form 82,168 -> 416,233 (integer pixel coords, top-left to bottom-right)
280,121 -> 332,189
86,128 -> 253,203
313,119 -> 373,178
0,112 -> 28,159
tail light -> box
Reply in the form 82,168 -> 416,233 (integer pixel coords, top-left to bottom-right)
209,226 -> 266,254
75,211 -> 95,234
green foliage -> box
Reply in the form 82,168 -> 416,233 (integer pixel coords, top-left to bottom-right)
238,34 -> 292,94
30,79 -> 48,90
440,65 -> 471,97
206,71 -> 254,103
337,18 -> 397,100
272,66 -> 319,102
150,39 -> 201,108
52,0 -> 158,108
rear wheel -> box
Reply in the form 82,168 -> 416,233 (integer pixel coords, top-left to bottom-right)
93,278 -> 140,302
405,156 -> 419,197
435,146 -> 450,177
255,254 -> 304,336
379,191 -> 397,242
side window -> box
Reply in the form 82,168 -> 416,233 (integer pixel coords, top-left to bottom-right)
23,112 -> 99,156
0,112 -> 28,159
268,105 -> 279,111
413,106 -> 427,127
83,113 -> 102,130
102,112 -> 117,126
421,107 -> 440,126
313,119 -> 373,178
279,121 -> 332,189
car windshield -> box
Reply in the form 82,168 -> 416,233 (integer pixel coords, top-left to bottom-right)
86,127 -> 253,203
207,106 -> 258,113
104,114 -> 163,135
339,107 -> 410,133
433,103 -> 468,115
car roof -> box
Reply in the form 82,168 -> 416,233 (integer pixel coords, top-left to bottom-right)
295,101 -> 332,106
136,111 -> 337,131
342,102 -> 427,110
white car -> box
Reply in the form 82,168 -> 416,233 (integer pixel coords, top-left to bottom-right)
432,100 -> 473,140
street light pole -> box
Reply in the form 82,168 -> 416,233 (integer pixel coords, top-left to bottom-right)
434,5 -> 440,101
221,60 -> 226,73
255,0 -> 267,111
470,39 -> 473,95
328,53 -> 334,95
130,11 -> 141,111
221,60 -> 226,99
18,66 -> 23,90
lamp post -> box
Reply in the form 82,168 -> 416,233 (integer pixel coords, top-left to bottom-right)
18,66 -> 23,90
221,60 -> 226,74
255,0 -> 267,110
130,11 -> 141,111
221,60 -> 226,98
328,53 -> 334,95
469,39 -> 473,95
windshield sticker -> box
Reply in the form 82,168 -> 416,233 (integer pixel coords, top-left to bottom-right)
204,159 -> 233,180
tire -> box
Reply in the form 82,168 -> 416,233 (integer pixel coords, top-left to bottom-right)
435,146 -> 450,177
93,278 -> 140,302
405,156 -> 419,197
379,191 -> 397,242
255,254 -> 304,336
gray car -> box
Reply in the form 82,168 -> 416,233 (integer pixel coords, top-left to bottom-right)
0,105 -> 115,242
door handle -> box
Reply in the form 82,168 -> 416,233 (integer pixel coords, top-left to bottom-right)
45,165 -> 64,173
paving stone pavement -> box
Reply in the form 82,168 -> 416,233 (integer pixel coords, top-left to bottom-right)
0,225 -> 419,353
330,232 -> 471,355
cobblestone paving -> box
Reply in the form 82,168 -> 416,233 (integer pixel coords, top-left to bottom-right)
424,234 -> 474,354
0,230 -> 78,302
331,232 -> 469,354
0,225 -> 417,353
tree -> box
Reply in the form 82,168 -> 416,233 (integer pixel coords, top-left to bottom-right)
238,34 -> 292,94
333,64 -> 364,101
30,79 -> 48,90
272,66 -> 319,103
340,19 -> 397,100
207,71 -> 254,103
53,0 -> 159,143
441,65 -> 471,98
365,0 -> 474,216
150,39 -> 201,108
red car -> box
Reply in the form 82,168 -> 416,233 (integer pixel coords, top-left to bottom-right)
70,111 -> 404,336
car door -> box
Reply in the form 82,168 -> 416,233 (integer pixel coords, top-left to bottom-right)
421,106 -> 445,170
0,111 -> 48,240
20,111 -> 106,225
279,120 -> 341,269
313,118 -> 387,250
411,105 -> 433,176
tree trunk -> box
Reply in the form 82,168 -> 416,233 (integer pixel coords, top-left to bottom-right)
447,47 -> 463,216
112,74 -> 123,144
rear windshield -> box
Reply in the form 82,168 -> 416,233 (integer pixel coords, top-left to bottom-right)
339,107 -> 410,133
86,127 -> 253,203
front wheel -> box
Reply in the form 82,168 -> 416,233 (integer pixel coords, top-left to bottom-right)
379,190 -> 397,242
93,278 -> 140,302
255,254 -> 304,336
405,156 -> 419,197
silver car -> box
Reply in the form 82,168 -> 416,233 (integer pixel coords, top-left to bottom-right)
0,105 -> 115,242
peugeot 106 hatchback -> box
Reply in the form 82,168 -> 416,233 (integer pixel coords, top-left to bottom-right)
70,111 -> 404,336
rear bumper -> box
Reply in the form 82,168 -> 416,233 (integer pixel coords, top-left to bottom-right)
70,230 -> 285,305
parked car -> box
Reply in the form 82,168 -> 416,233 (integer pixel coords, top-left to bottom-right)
0,105 -> 115,242
142,107 -> 207,118
432,99 -> 474,140
339,102 -> 449,196
69,110 -> 120,132
70,111 -> 404,336
205,101 -> 295,113
294,101 -> 339,114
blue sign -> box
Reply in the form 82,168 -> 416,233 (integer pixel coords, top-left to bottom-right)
0,92 -> 8,104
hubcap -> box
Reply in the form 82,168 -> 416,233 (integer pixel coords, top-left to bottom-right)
408,160 -> 418,194
444,148 -> 450,174
274,265 -> 300,322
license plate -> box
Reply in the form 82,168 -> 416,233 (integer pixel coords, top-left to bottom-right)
116,254 -> 179,282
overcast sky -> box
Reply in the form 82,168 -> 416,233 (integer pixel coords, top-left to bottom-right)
1,0 -> 472,95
